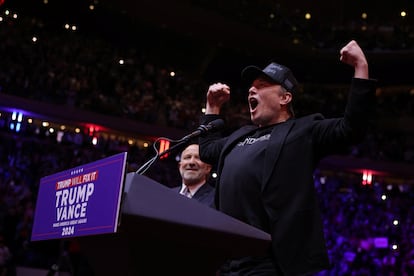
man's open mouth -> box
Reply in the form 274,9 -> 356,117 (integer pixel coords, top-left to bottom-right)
249,98 -> 258,111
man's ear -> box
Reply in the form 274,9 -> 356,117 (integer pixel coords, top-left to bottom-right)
280,91 -> 292,105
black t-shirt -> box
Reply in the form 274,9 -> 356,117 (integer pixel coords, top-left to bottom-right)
219,124 -> 278,232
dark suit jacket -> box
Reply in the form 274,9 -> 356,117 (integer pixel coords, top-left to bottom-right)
172,183 -> 215,208
199,78 -> 376,275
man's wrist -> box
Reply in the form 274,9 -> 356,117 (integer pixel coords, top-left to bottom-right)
205,106 -> 221,114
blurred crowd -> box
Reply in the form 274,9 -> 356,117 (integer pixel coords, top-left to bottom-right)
0,4 -> 413,275
193,0 -> 414,51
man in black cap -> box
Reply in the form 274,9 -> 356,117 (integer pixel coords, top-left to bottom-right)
199,40 -> 377,275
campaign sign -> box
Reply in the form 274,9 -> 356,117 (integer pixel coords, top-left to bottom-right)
31,152 -> 128,241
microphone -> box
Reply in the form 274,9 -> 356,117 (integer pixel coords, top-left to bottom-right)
180,119 -> 224,142
136,119 -> 224,175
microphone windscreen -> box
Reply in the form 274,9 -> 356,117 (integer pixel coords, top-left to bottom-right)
208,119 -> 225,130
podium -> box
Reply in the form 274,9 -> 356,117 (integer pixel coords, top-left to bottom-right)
78,172 -> 271,276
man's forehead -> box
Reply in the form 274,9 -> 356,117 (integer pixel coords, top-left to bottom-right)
181,144 -> 199,155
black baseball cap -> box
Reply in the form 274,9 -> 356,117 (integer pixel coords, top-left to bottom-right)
241,62 -> 300,94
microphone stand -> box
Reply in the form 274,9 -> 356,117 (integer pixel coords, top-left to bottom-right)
135,119 -> 224,175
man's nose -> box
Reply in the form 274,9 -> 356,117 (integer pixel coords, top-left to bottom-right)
248,87 -> 257,95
